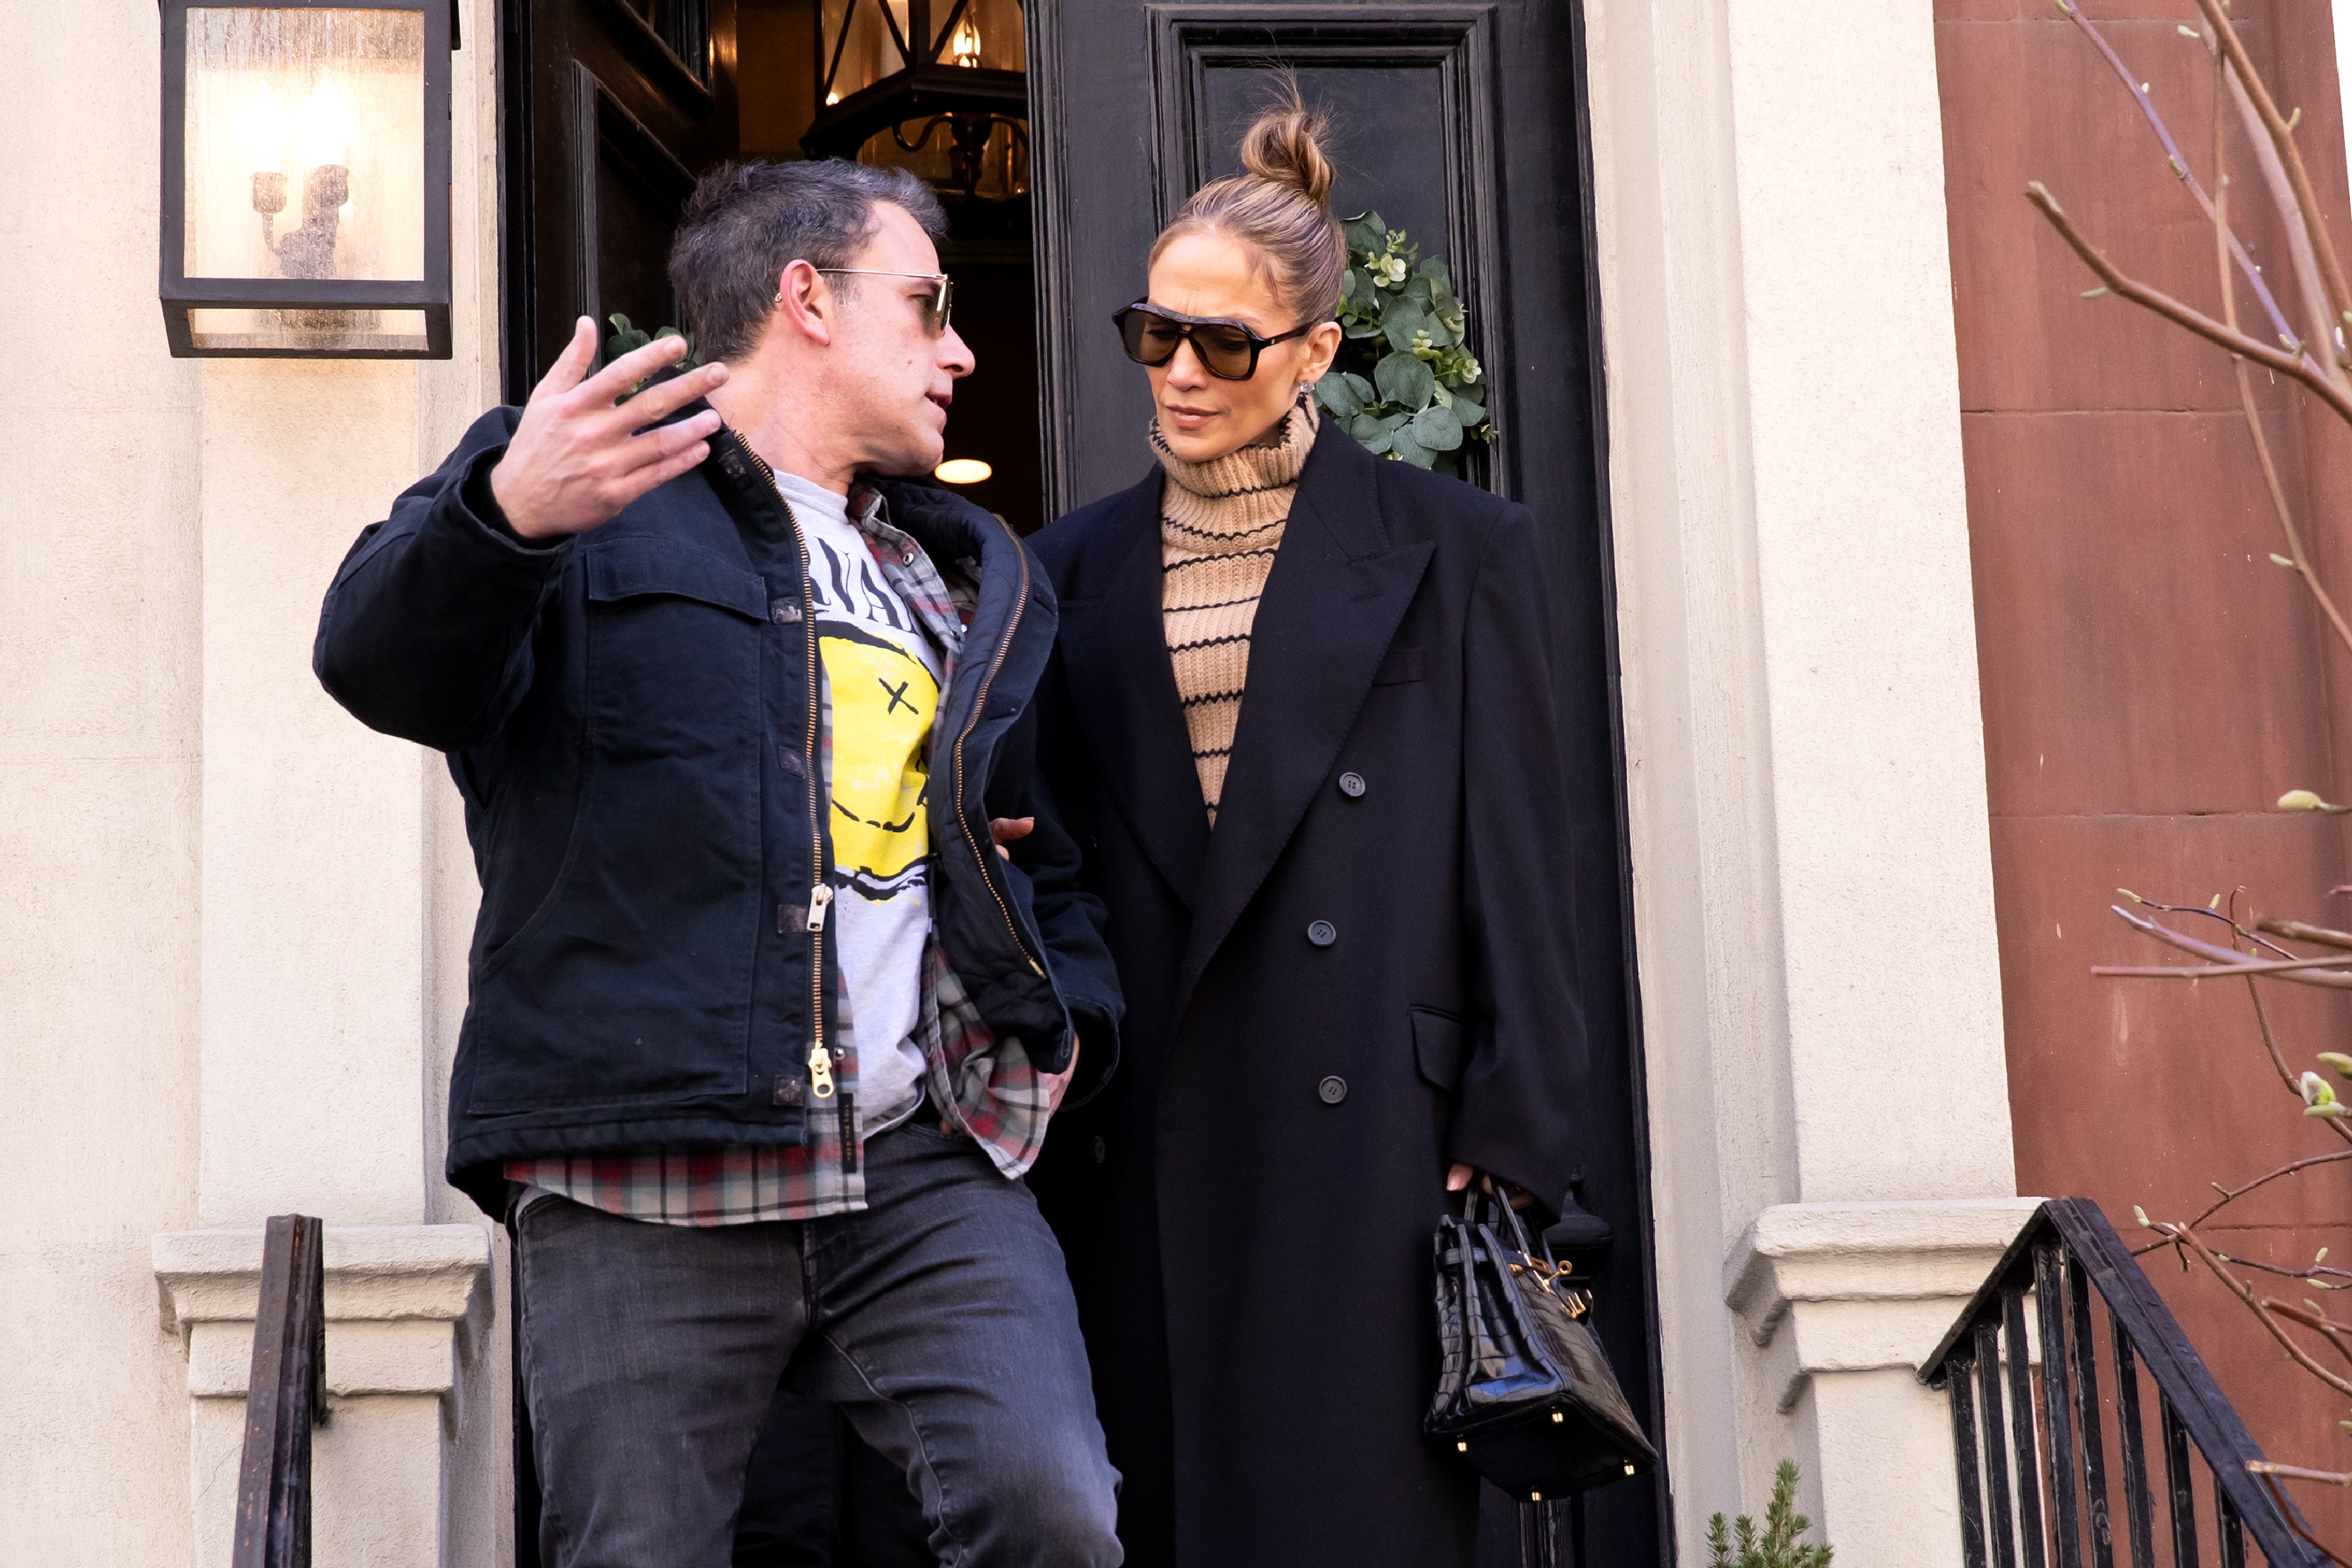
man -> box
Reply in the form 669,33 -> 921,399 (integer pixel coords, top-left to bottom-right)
314,160 -> 1124,1568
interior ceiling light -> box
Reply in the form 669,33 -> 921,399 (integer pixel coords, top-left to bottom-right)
935,458 -> 992,485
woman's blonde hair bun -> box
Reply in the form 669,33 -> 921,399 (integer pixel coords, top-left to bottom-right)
1149,82 -> 1348,324
1237,98 -> 1337,207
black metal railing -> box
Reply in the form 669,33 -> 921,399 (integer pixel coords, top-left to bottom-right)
233,1214 -> 327,1568
1922,1198 -> 2325,1568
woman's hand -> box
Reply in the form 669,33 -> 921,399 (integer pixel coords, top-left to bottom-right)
1446,1163 -> 1535,1210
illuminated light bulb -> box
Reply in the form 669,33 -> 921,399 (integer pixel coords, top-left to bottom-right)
243,89 -> 285,175
826,91 -> 841,105
299,81 -> 358,169
934,459 -> 992,485
951,15 -> 981,64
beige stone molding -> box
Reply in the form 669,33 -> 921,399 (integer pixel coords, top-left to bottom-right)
1724,1199 -> 2043,1413
153,1224 -> 492,1400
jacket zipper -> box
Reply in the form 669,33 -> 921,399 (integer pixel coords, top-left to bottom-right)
739,441 -> 836,1106
956,514 -> 1048,981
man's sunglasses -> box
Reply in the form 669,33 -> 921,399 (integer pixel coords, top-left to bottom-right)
1112,303 -> 1316,381
789,267 -> 954,336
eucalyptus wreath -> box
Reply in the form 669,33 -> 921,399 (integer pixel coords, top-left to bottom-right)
1313,212 -> 1491,475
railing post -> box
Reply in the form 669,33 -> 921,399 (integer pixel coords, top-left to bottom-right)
2160,1400 -> 2200,1568
2034,1243 -> 2084,1568
2112,1317 -> 2158,1568
1976,1316 -> 2021,1568
231,1214 -> 325,1568
1947,1345 -> 1991,1568
2002,1283 -> 2049,1568
2064,1258 -> 2115,1568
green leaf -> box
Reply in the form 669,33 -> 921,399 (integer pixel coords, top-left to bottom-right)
1381,301 -> 1432,354
1449,394 -> 1486,429
1418,256 -> 1453,293
1412,403 -> 1465,451
608,313 -> 635,334
1342,372 -> 1376,405
1375,350 -> 1436,411
1344,320 -> 1385,339
1315,370 -> 1365,419
1389,426 -> 1436,467
1349,412 -> 1396,454
1341,212 -> 1387,253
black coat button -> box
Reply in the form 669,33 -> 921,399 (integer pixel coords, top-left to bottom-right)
1338,771 -> 1367,798
1091,1134 -> 1108,1164
1306,920 -> 1337,947
1318,1076 -> 1348,1105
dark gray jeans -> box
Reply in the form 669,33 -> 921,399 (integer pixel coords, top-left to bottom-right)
515,1120 -> 1123,1568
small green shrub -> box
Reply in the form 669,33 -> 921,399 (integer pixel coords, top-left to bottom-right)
1707,1460 -> 1833,1568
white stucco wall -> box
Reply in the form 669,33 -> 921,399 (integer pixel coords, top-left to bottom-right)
0,2 -> 504,1563
0,3 -> 203,1562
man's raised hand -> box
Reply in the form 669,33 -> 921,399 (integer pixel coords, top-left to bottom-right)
490,317 -> 731,541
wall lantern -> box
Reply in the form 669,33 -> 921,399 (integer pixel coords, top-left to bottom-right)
804,0 -> 1026,206
159,1 -> 452,358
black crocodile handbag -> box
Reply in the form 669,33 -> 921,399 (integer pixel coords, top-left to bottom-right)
1426,1188 -> 1658,1501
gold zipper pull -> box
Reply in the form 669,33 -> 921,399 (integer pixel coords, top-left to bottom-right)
808,1041 -> 837,1100
807,884 -> 835,931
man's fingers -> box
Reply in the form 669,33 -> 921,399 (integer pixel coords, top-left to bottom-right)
989,816 -> 1036,844
1446,1163 -> 1472,1192
577,331 -> 699,406
609,439 -> 713,506
605,409 -> 724,477
612,359 -> 731,432
532,317 -> 599,402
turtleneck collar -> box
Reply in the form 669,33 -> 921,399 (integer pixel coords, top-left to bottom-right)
1149,394 -> 1320,527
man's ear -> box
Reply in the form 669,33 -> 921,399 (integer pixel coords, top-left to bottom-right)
771,260 -> 836,348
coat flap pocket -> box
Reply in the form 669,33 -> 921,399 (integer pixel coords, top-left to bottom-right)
585,539 -> 768,619
1374,645 -> 1424,685
1412,1006 -> 1468,1091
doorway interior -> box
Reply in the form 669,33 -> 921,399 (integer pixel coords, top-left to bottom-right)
500,0 -> 1046,528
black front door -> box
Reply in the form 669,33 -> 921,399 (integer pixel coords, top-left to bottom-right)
1025,4 -> 1665,1562
500,0 -> 740,401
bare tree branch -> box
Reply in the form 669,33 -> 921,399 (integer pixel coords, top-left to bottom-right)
2058,0 -> 2307,361
2190,0 -> 2352,338
2027,184 -> 2352,430
2259,916 -> 2352,953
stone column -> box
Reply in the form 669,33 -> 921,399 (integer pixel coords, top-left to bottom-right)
1584,0 -> 2027,1557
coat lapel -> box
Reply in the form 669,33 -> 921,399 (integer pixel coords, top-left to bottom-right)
1175,434 -> 1434,1013
1059,471 -> 1215,907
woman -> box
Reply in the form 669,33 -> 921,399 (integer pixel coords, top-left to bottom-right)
1023,100 -> 1594,1568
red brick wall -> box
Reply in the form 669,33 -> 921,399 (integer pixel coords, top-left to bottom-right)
1937,0 -> 2352,1537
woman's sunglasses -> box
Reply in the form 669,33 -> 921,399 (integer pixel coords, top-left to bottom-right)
1113,303 -> 1316,381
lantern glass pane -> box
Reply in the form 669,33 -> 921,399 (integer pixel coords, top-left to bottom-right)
183,8 -> 426,284
187,307 -> 430,354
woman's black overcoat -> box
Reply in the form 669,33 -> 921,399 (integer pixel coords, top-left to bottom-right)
1023,429 -> 1595,1568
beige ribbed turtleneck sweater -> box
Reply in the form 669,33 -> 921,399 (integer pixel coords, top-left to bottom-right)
1155,397 -> 1319,824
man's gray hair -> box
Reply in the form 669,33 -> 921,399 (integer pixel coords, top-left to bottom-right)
669,159 -> 948,365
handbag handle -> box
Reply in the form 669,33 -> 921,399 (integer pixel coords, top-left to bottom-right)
1471,1181 -> 1564,1277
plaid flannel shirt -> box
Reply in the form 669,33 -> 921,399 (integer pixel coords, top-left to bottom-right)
504,485 -> 1076,1224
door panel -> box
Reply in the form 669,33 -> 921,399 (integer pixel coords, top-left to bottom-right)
1029,4 -> 1664,1563
503,0 -> 739,397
